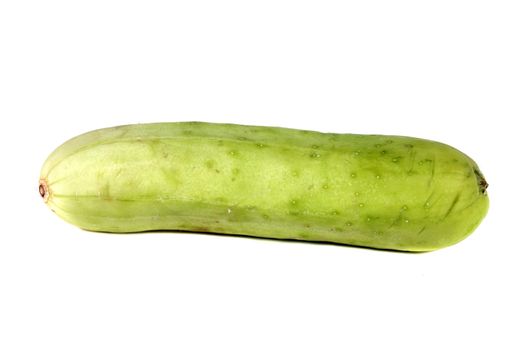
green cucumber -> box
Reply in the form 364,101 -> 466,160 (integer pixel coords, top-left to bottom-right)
39,122 -> 489,251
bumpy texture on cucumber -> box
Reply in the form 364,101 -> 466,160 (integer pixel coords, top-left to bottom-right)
39,122 -> 489,251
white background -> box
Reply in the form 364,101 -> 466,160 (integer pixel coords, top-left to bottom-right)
1,1 -> 524,349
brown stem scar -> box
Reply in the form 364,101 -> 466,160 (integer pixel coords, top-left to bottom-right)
474,168 -> 489,195
39,179 -> 49,202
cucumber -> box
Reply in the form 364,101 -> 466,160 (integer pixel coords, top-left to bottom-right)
39,122 -> 489,251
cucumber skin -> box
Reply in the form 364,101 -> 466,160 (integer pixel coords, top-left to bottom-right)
40,122 -> 489,251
